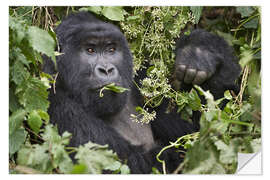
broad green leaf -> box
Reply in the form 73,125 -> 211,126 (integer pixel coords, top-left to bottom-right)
27,110 -> 43,134
214,140 -> 238,164
9,17 -> 26,43
10,60 -> 30,85
243,17 -> 259,29
101,7 -> 125,21
79,6 -> 102,15
183,140 -> 225,174
27,26 -> 56,63
236,7 -> 255,18
9,128 -> 26,155
9,109 -> 27,135
75,142 -> 127,174
190,6 -> 203,24
17,144 -> 53,173
16,77 -> 50,112
42,124 -> 72,145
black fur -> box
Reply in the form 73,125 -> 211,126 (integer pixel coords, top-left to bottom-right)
43,12 -> 241,174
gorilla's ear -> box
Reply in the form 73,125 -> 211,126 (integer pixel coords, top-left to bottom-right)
42,55 -> 57,75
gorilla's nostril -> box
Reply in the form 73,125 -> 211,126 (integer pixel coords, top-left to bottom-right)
108,67 -> 114,74
98,67 -> 108,75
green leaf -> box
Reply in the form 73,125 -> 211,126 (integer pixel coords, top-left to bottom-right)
80,6 -> 102,15
17,144 -> 53,173
9,109 -> 27,135
37,110 -> 50,124
190,6 -> 203,24
9,128 -> 27,155
9,17 -> 26,44
10,59 -> 30,85
71,164 -> 88,174
9,85 -> 22,113
243,17 -> 259,29
99,83 -> 129,97
236,7 -> 255,18
27,26 -> 56,63
27,110 -> 43,134
183,140 -> 226,174
75,142 -> 128,174
239,49 -> 253,68
188,88 -> 201,111
224,90 -> 232,100
214,140 -> 238,164
120,164 -> 130,174
101,7 -> 125,21
16,77 -> 50,112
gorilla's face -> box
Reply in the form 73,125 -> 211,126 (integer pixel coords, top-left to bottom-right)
56,20 -> 133,116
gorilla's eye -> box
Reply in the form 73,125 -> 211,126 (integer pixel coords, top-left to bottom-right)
87,48 -> 95,54
109,47 -> 116,53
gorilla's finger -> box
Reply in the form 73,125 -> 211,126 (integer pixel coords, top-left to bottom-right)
192,71 -> 207,85
184,68 -> 196,84
175,64 -> 186,81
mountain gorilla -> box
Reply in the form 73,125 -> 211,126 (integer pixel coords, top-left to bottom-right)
43,12 -> 241,174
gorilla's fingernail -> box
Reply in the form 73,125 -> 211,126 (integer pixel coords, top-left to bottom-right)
184,68 -> 196,84
192,71 -> 207,85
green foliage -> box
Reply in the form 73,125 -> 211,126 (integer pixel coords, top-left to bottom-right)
75,142 -> 130,174
9,6 -> 261,174
79,6 -> 126,21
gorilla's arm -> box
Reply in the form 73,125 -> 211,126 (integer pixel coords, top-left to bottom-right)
152,29 -> 241,145
174,29 -> 241,99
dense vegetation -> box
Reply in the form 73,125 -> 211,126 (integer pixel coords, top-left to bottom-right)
9,6 -> 261,174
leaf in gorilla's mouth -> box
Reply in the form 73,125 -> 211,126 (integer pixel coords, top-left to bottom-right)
99,83 -> 129,97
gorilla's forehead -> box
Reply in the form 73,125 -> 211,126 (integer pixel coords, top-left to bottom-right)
73,22 -> 126,44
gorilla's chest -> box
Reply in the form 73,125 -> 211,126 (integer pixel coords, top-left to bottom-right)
107,102 -> 155,151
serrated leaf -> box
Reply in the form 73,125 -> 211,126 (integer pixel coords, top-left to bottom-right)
101,7 -> 125,21
9,109 -> 27,135
27,110 -> 43,134
9,17 -> 26,44
27,26 -> 56,64
10,60 -> 30,85
16,77 -> 50,112
214,140 -> 238,164
9,128 -> 26,155
17,144 -> 53,173
75,142 -> 125,174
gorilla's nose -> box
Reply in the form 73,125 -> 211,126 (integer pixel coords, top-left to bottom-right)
94,64 -> 119,80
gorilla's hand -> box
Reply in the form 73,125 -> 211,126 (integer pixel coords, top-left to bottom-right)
174,46 -> 220,85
